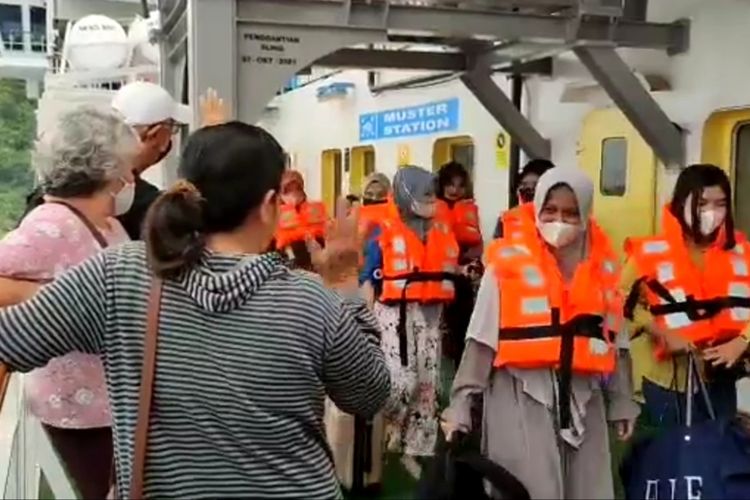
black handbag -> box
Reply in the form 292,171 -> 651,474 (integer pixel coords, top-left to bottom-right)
416,431 -> 530,500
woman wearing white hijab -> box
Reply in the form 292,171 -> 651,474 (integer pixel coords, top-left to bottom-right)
443,168 -> 639,498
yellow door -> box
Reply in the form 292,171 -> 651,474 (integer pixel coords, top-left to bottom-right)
578,108 -> 657,255
321,149 -> 342,214
349,146 -> 375,195
433,135 -> 475,180
702,108 -> 750,236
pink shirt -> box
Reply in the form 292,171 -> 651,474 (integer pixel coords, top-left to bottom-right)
0,203 -> 129,428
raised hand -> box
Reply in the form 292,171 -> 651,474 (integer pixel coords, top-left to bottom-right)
199,88 -> 228,128
306,198 -> 363,289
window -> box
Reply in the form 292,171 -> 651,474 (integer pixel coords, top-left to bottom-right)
0,4 -> 22,51
30,7 -> 46,52
363,148 -> 375,176
734,123 -> 750,234
600,137 -> 627,196
451,142 -> 475,181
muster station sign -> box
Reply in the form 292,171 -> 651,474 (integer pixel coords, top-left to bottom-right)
359,98 -> 460,142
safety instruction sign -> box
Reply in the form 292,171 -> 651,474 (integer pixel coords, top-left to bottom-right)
397,144 -> 411,166
495,131 -> 510,169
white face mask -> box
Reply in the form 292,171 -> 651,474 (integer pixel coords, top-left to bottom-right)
684,204 -> 726,236
112,180 -> 135,216
538,221 -> 580,248
412,200 -> 436,219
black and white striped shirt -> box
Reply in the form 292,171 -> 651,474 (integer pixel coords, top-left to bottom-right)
0,243 -> 390,498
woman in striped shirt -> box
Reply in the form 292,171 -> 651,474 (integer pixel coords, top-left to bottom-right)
0,121 -> 390,498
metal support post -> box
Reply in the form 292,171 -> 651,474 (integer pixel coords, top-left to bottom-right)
188,0 -> 237,126
508,73 -> 522,208
574,45 -> 684,167
461,68 -> 550,161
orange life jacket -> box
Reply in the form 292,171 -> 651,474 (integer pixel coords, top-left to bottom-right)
436,199 -> 482,247
625,206 -> 750,346
500,202 -> 536,241
358,199 -> 396,239
275,201 -> 327,249
379,215 -> 459,303
486,219 -> 621,374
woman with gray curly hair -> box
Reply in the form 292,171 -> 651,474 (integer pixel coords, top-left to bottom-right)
0,105 -> 138,498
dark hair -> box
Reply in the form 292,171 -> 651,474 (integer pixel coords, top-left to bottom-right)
145,122 -> 285,278
669,163 -> 735,250
436,161 -> 471,200
346,194 -> 360,204
519,159 -> 555,184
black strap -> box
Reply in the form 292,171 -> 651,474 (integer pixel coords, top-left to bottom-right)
382,270 -> 458,366
499,313 -> 608,431
47,201 -> 109,249
351,416 -> 373,492
498,314 -> 606,341
623,277 -> 646,320
645,279 -> 750,321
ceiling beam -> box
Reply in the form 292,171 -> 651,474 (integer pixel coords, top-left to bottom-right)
314,47 -> 554,75
237,0 -> 689,53
316,48 -> 467,71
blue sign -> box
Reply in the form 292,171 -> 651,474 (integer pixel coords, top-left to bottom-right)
359,98 -> 460,142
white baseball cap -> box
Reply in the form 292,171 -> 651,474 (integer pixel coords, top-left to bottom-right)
111,81 -> 191,127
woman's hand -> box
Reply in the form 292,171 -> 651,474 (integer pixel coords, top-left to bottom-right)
307,198 -> 362,289
649,325 -> 691,353
703,336 -> 749,368
440,418 -> 458,442
199,88 -> 228,127
614,418 -> 636,441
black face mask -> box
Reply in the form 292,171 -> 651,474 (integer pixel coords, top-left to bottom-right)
362,198 -> 387,206
518,187 -> 535,203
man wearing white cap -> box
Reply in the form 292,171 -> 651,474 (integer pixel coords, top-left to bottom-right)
111,81 -> 192,239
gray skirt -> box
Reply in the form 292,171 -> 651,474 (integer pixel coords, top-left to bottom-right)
482,369 -> 615,499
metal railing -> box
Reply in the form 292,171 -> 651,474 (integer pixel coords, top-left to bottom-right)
0,364 -> 78,500
0,30 -> 47,54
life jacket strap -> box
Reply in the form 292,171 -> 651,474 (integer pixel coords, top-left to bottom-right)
646,279 -> 750,321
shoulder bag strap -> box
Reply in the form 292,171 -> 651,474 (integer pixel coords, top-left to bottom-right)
0,363 -> 10,410
129,278 -> 163,499
46,201 -> 109,249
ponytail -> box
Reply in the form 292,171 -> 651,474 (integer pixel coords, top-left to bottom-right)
144,180 -> 206,278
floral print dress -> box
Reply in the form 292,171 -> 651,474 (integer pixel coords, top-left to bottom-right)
374,301 -> 444,457
0,203 -> 129,428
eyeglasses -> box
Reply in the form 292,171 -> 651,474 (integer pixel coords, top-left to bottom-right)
163,120 -> 181,135
142,120 -> 181,137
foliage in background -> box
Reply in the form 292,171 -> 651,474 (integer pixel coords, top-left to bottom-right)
0,79 -> 35,235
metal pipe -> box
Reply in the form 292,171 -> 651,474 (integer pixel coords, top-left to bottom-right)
508,73 -> 523,208
370,71 -> 457,93
140,0 -> 150,17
